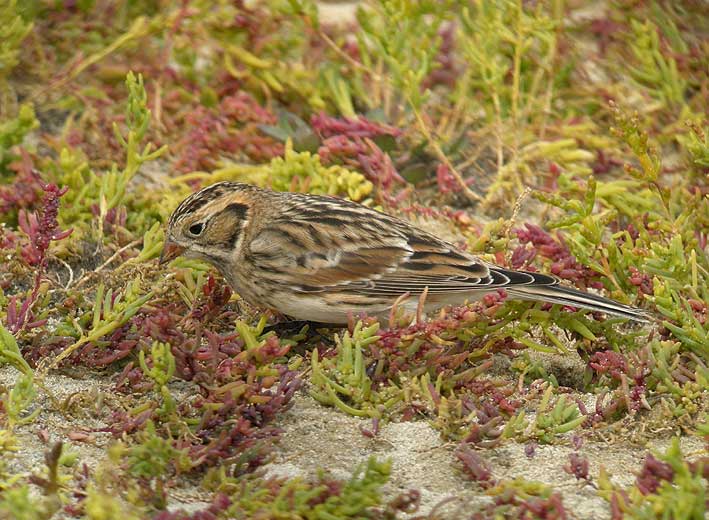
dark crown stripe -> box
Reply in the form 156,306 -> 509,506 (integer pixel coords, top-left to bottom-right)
169,182 -> 249,225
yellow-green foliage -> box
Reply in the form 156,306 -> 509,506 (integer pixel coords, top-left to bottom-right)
531,385 -> 584,443
0,428 -> 19,489
268,141 -> 374,201
0,0 -> 33,81
83,487 -> 142,520
628,19 -> 687,107
227,457 -> 393,519
0,485 -> 46,520
0,103 -> 38,166
192,140 -> 374,202
310,321 -> 401,418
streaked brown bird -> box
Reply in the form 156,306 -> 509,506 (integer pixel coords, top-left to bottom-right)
160,182 -> 648,324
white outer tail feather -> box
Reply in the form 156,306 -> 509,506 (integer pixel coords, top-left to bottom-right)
507,285 -> 650,322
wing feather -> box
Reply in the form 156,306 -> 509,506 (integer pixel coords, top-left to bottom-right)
248,218 -> 412,287
246,194 -> 536,297
175,184 -> 649,322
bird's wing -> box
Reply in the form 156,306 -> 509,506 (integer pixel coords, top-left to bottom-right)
247,212 -> 412,287
247,196 -> 546,295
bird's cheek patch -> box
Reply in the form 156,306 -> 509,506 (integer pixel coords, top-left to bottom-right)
206,214 -> 246,250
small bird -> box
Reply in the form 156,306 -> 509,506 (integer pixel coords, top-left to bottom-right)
160,182 -> 648,324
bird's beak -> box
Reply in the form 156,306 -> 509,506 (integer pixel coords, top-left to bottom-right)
159,240 -> 185,265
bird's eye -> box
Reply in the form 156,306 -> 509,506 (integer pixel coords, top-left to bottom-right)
188,222 -> 204,236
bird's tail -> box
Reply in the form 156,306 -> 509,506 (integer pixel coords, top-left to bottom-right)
505,275 -> 650,323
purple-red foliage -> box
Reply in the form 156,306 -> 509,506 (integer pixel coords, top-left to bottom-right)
187,367 -> 301,472
313,113 -> 404,191
174,92 -> 283,173
636,453 -> 674,495
373,300 -> 517,382
340,34 -> 361,63
466,379 -> 521,415
188,275 -> 233,323
462,401 -> 505,448
686,298 -> 708,326
580,373 -> 647,426
136,302 -> 231,383
111,276 -> 235,383
108,361 -> 301,458
0,226 -> 18,249
18,336 -> 72,368
422,21 -> 460,89
374,322 -> 461,379
104,405 -> 156,436
564,452 -> 591,483
304,475 -> 345,508
138,305 -> 188,346
697,229 -> 707,251
17,178 -> 72,267
399,203 -> 475,230
610,491 -> 631,520
98,270 -> 301,479
5,291 -> 49,335
579,390 -> 623,426
480,289 -> 509,318
589,350 -> 628,381
6,176 -> 73,334
456,444 -> 495,488
89,204 -> 127,237
689,457 -> 709,479
31,297 -> 186,372
386,489 -> 421,515
592,150 -> 623,175
469,484 -> 568,520
585,346 -> 651,420
0,151 -> 44,216
360,417 -> 380,438
114,361 -> 152,393
435,164 -> 475,194
372,300 -> 523,429
588,15 -> 624,56
80,324 -> 139,368
514,224 -> 602,289
514,493 -> 568,520
311,113 -> 401,140
63,463 -> 92,517
628,266 -> 654,296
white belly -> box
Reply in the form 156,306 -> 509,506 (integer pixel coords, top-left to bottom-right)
266,292 -> 484,324
269,295 -> 389,323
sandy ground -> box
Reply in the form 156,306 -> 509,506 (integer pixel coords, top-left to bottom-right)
267,392 -> 703,519
2,359 -> 704,519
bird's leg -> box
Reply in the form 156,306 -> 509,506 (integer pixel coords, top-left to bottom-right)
262,315 -> 336,336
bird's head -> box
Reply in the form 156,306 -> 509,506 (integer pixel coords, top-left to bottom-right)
160,182 -> 256,266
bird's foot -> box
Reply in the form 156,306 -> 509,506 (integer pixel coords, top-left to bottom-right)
262,318 -> 336,337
